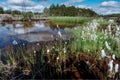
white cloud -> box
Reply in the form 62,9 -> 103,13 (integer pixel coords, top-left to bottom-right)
0,0 -> 45,12
1,0 -> 120,14
76,1 -> 120,15
61,0 -> 120,15
21,5 -> 45,12
77,5 -> 91,9
101,1 -> 119,7
8,0 -> 25,4
62,0 -> 85,6
71,0 -> 85,3
92,1 -> 120,15
8,5 -> 45,12
0,2 -> 7,10
32,5 -> 45,12
7,0 -> 35,7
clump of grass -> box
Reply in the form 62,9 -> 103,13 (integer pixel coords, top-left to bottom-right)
69,19 -> 120,58
0,41 -> 71,79
97,18 -> 117,26
48,17 -> 93,25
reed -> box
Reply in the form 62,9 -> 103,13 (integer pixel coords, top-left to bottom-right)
48,17 -> 93,24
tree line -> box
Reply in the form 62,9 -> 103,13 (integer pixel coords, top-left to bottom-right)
104,14 -> 120,17
0,7 -> 21,15
1,5 -> 120,17
0,7 -> 41,16
0,7 -> 42,20
44,4 -> 98,17
0,5 -> 98,17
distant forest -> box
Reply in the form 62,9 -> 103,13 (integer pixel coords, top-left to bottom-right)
0,4 -> 120,17
0,4 -> 98,17
104,14 -> 120,17
0,7 -> 40,15
44,4 -> 98,17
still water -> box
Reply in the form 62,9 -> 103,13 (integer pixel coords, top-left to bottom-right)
0,21 -> 72,48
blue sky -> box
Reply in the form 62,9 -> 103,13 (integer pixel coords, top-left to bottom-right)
0,0 -> 120,14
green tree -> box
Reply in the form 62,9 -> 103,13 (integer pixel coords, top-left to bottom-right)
5,10 -> 11,14
60,4 -> 66,16
49,4 -> 56,16
43,4 -> 98,17
44,8 -> 49,16
12,10 -> 21,15
22,12 -> 33,20
27,12 -> 33,19
0,7 -> 4,14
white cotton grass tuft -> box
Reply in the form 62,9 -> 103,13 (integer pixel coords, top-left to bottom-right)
115,64 -> 119,73
90,33 -> 97,41
34,50 -> 36,53
57,57 -> 59,60
101,49 -> 106,58
51,35 -> 54,38
112,54 -> 115,60
63,47 -> 67,53
65,42 -> 67,45
104,30 -> 107,35
57,24 -> 62,38
58,31 -> 62,38
36,43 -> 39,46
47,49 -> 50,53
57,24 -> 59,28
74,27 -> 77,30
56,57 -> 59,62
86,61 -> 90,65
108,19 -> 114,23
116,25 -> 120,31
115,31 -> 120,36
12,40 -> 18,45
108,25 -> 111,31
105,41 -> 111,50
108,60 -> 113,72
81,31 -> 85,40
52,46 -> 55,49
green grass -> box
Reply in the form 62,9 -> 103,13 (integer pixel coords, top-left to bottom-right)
48,17 -> 117,27
69,19 -> 120,58
97,18 -> 117,26
48,17 -> 93,24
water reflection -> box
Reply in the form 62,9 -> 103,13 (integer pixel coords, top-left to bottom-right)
49,21 -> 76,30
1,21 -> 76,30
0,21 -> 73,48
1,22 -> 6,26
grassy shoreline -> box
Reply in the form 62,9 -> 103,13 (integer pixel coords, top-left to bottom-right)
48,17 -> 117,27
48,17 -> 93,24
69,19 -> 120,58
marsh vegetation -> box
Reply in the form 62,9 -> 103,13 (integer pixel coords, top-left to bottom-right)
0,3 -> 120,79
0,17 -> 120,79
